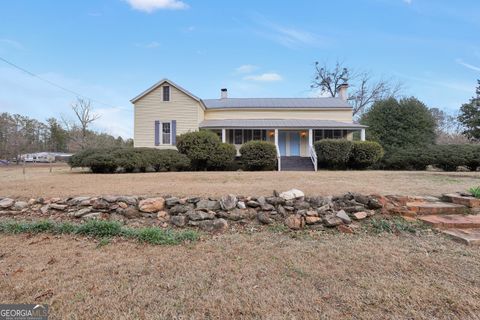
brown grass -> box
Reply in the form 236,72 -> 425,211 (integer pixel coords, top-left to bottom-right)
1,231 -> 479,319
1,163 -> 480,199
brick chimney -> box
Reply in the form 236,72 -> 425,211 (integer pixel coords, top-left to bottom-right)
221,88 -> 228,99
337,83 -> 349,101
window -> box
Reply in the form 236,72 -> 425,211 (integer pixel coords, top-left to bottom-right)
324,130 -> 334,139
314,130 -> 323,142
234,130 -> 243,144
163,86 -> 170,101
333,130 -> 343,139
162,122 -> 171,144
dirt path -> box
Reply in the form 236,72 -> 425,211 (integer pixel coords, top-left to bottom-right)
1,164 -> 479,198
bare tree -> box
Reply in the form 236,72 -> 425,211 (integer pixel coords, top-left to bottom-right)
311,60 -> 403,116
71,98 -> 100,149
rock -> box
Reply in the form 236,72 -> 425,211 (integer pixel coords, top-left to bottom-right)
187,210 -> 215,221
343,206 -> 366,213
138,197 -> 165,213
157,211 -> 169,219
0,198 -> 14,209
306,210 -> 318,217
294,201 -> 311,210
40,205 -> 49,214
170,215 -> 187,227
109,213 -> 125,222
285,214 -> 305,230
367,198 -> 383,210
237,201 -> 246,209
92,199 -> 109,210
13,201 -> 28,211
257,212 -> 272,225
336,210 -> 351,224
116,196 -> 138,205
217,208 -> 246,221
353,211 -> 368,220
169,204 -> 191,215
121,207 -> 141,219
82,212 -> 102,220
220,194 -> 237,210
102,195 -> 119,203
265,196 -> 285,206
323,214 -> 343,227
72,208 -> 91,218
27,198 -> 36,206
305,216 -> 321,225
186,196 -> 201,203
49,197 -> 61,203
353,194 -> 370,206
196,199 -> 220,211
246,200 -> 260,208
198,218 -> 228,233
69,196 -> 91,205
277,205 -> 287,217
50,203 -> 68,211
279,189 -> 304,201
261,203 -> 275,211
337,224 -> 354,234
165,197 -> 180,207
118,202 -> 128,209
79,200 -> 91,206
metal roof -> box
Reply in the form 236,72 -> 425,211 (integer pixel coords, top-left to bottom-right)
202,97 -> 351,109
199,119 -> 367,129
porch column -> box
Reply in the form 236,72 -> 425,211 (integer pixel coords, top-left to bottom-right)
221,128 -> 226,143
274,129 -> 278,146
360,129 -> 366,141
308,129 -> 313,147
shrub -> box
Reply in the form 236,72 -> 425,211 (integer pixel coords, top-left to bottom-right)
239,140 -> 277,171
83,152 -> 118,173
314,139 -> 353,169
208,143 -> 237,170
111,148 -> 144,173
176,131 -> 222,170
349,141 -> 384,169
149,149 -> 191,172
469,186 -> 480,199
381,147 -> 434,170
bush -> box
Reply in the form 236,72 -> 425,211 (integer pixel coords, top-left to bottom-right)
349,141 -> 384,169
176,131 -> 223,170
208,143 -> 237,170
111,148 -> 144,173
314,139 -> 353,169
239,140 -> 277,171
149,149 -> 191,172
381,144 -> 480,171
83,152 -> 118,173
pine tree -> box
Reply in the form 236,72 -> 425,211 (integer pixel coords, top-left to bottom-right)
458,80 -> 480,141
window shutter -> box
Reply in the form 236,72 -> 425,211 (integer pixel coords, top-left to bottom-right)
154,120 -> 160,146
171,120 -> 177,145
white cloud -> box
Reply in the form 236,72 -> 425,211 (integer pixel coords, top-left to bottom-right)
244,73 -> 283,82
124,0 -> 188,12
456,58 -> 480,72
235,64 -> 258,74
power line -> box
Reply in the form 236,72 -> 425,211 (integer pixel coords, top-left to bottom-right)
0,56 -> 130,111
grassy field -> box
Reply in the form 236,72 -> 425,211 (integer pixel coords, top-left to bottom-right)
1,163 -> 480,198
1,231 -> 479,319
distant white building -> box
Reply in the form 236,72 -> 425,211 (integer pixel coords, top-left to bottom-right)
20,152 -> 72,163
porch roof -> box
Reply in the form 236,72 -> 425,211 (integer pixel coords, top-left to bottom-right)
199,119 -> 367,129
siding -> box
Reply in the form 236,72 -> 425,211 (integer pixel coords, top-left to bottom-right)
134,85 -> 204,148
203,108 -> 353,122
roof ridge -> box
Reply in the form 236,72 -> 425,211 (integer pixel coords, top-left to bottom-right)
202,97 -> 338,100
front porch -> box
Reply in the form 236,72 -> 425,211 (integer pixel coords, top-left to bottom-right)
199,119 -> 367,171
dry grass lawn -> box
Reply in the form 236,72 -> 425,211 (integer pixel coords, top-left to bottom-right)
1,163 -> 480,198
1,231 -> 479,319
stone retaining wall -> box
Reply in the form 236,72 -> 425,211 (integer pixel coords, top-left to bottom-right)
0,189 -> 385,233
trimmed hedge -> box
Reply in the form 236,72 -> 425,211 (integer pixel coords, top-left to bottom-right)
314,139 -> 384,169
239,141 -> 277,171
176,131 -> 236,170
68,147 -> 190,173
381,144 -> 480,171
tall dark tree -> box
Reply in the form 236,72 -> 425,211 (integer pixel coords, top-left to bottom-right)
360,97 -> 436,152
46,117 -> 68,152
311,60 -> 403,116
458,80 -> 480,141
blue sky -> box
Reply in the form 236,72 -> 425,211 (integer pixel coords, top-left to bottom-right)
0,0 -> 479,138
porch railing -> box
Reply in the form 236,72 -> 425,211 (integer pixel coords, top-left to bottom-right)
276,144 -> 281,171
309,145 -> 318,172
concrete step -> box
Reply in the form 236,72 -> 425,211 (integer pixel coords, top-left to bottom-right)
406,201 -> 468,215
439,228 -> 480,246
442,193 -> 480,208
280,157 -> 314,172
419,214 -> 480,229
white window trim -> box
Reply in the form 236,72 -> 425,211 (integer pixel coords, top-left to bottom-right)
160,121 -> 172,145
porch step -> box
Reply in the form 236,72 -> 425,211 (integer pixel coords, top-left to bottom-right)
442,193 -> 480,208
439,228 -> 480,246
419,214 -> 480,229
406,201 -> 468,215
280,156 -> 315,171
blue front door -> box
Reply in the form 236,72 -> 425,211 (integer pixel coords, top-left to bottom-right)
279,131 -> 287,156
290,131 -> 300,156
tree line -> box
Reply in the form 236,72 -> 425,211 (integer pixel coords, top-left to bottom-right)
0,98 -> 132,162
